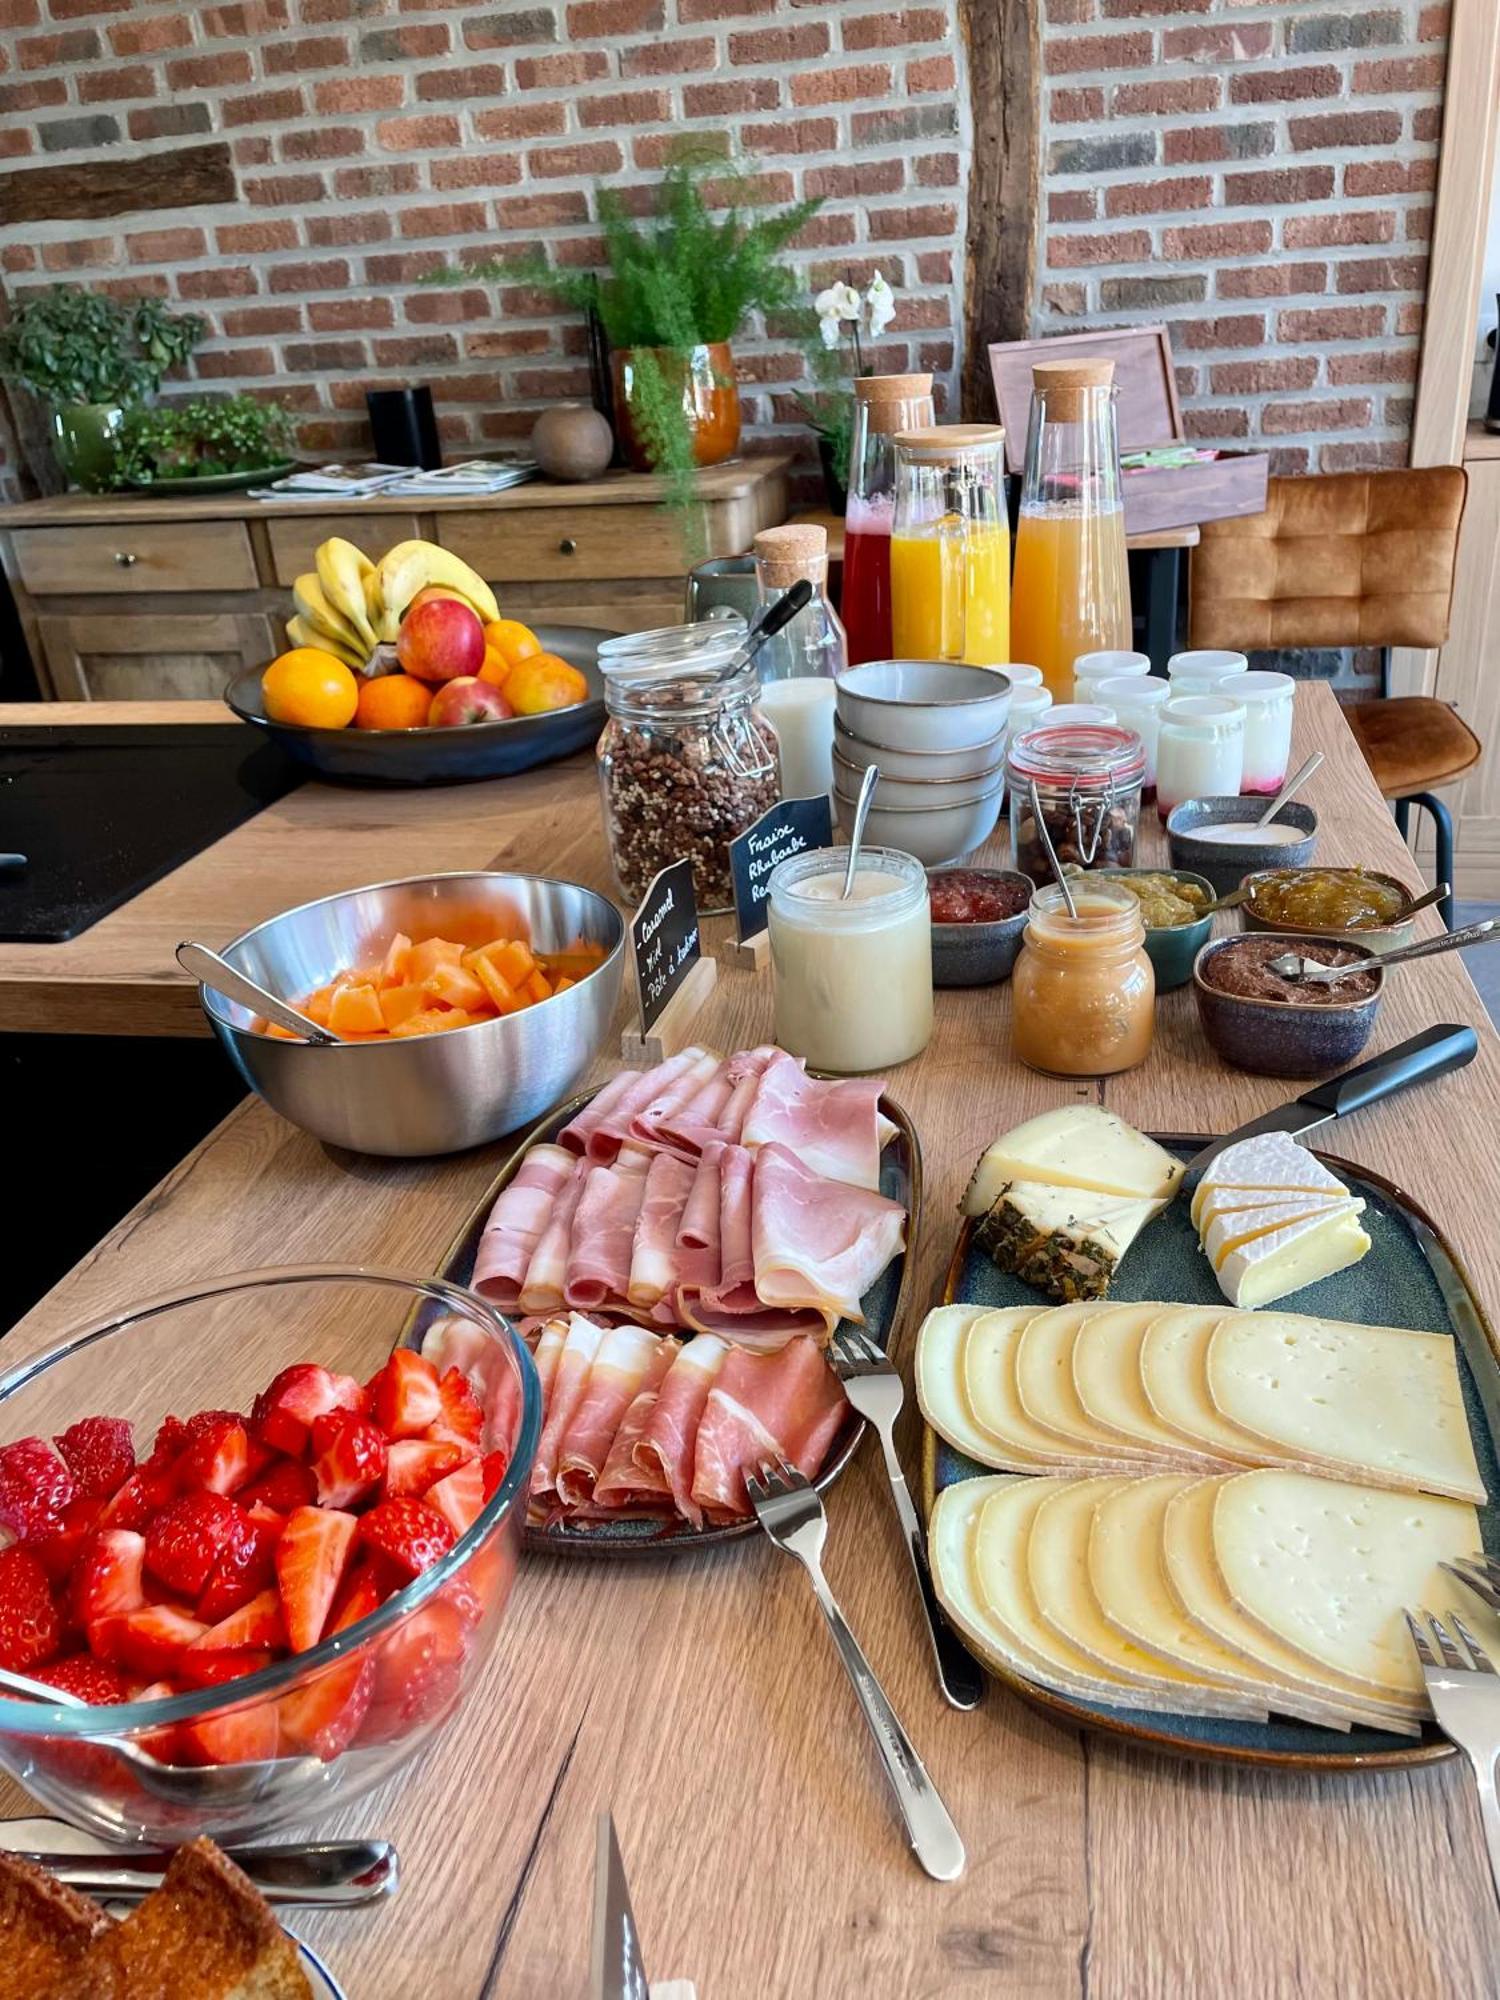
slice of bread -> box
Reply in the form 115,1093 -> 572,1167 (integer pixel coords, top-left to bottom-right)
0,1849 -> 113,1999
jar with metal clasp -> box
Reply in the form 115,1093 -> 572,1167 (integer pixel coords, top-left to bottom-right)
1006,723 -> 1146,883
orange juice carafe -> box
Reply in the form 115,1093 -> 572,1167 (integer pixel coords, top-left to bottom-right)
1010,359 -> 1131,699
889,425 -> 1010,666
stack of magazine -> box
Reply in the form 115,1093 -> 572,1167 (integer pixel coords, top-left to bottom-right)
249,458 -> 538,501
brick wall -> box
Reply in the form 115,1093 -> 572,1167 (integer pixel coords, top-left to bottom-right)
1037,0 -> 1449,477
0,0 -> 972,499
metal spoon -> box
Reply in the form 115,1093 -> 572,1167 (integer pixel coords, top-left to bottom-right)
1254,750 -> 1323,828
1028,778 -> 1077,920
1269,914 -> 1500,984
176,941 -> 339,1045
841,762 -> 880,899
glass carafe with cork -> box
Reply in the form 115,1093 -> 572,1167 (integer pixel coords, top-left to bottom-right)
889,424 -> 1011,666
752,522 -> 844,801
1010,358 -> 1132,700
842,371 -> 935,665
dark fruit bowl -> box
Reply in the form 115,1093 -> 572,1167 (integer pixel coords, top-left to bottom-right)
1192,932 -> 1383,1077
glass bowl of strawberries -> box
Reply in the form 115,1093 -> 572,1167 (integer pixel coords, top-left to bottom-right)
0,1266 -> 539,1845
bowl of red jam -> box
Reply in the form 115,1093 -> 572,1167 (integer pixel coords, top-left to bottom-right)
927,867 -> 1032,987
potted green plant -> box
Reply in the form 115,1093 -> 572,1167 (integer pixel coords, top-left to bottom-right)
434,148 -> 819,526
0,286 -> 202,491
111,394 -> 296,490
795,273 -> 898,513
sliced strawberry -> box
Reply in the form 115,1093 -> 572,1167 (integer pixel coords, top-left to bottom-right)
192,1586 -> 285,1653
32,1654 -> 131,1705
31,1495 -> 105,1584
370,1351 -> 443,1441
427,1368 -> 483,1449
239,1459 -> 316,1513
275,1505 -> 358,1654
366,1598 -> 467,1738
278,1653 -> 374,1760
175,1417 -> 260,1497
424,1459 -> 485,1539
150,1414 -> 191,1463
53,1418 -> 135,1501
359,1498 -> 456,1580
0,1546 -> 62,1670
195,1510 -> 281,1624
76,1529 -> 147,1654
0,1437 -> 74,1542
103,1602 -> 207,1678
383,1438 -> 468,1502
176,1647 -> 276,1690
177,1696 -> 280,1767
253,1365 -> 363,1458
97,1454 -> 178,1533
309,1413 -> 387,1510
144,1492 -> 251,1601
481,1450 -> 509,1498
327,1555 -> 398,1638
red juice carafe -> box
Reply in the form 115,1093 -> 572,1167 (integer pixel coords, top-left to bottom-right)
843,372 -> 934,665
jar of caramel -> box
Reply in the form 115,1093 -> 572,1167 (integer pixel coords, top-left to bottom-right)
1011,879 -> 1154,1076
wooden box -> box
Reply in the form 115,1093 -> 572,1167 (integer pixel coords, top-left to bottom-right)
987,324 -> 1269,536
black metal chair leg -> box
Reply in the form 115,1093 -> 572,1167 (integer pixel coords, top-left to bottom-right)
1393,797 -> 1412,839
1402,791 -> 1455,930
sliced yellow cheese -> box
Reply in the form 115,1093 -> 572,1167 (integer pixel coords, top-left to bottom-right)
914,1304 -> 996,1465
958,1306 -> 1119,1470
1206,1312 -> 1484,1501
1212,1468 -> 1481,1700
1015,1303 -> 1174,1460
1213,1203 -> 1372,1310
1202,1195 -> 1363,1274
1189,1130 -> 1349,1229
1138,1306 -> 1267,1461
1071,1302 -> 1232,1464
962,1105 -> 1184,1213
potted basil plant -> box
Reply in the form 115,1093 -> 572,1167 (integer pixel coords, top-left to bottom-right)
0,286 -> 202,491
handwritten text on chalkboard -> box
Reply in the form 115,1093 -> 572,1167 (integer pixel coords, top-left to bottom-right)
630,855 -> 701,1032
729,794 -> 834,942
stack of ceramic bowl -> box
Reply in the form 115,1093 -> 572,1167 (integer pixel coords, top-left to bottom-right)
832,661 -> 1010,867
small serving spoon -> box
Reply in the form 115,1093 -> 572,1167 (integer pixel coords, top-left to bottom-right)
841,762 -> 881,899
176,941 -> 339,1045
1269,913 -> 1500,984
1028,778 -> 1077,919
1253,750 -> 1323,827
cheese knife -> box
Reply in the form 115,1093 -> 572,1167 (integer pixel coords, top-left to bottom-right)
1177,1023 -> 1480,1182
590,1813 -> 695,2000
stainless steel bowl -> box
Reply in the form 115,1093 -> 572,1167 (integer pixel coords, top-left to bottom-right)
197,871 -> 625,1156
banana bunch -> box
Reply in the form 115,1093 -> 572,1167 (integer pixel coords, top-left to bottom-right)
286,535 -> 499,670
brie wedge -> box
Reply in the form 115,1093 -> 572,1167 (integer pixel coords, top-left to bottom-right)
1213,1202 -> 1372,1309
1189,1130 -> 1349,1229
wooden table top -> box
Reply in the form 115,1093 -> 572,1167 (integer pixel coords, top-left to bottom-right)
3,684 -> 1498,1998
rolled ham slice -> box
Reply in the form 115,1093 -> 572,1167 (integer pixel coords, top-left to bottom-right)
528,1316 -> 570,1407
655,1065 -> 735,1157
590,1338 -> 678,1508
690,1337 -> 848,1521
471,1144 -> 577,1307
555,1068 -> 642,1159
566,1049 -> 714,1165
750,1142 -> 907,1332
518,1159 -> 591,1315
627,1153 -> 697,1310
531,1313 -> 606,1497
628,1046 -> 723,1153
555,1322 -> 670,1508
740,1052 -> 889,1191
715,1045 -> 786,1147
634,1333 -> 728,1527
564,1160 -> 653,1313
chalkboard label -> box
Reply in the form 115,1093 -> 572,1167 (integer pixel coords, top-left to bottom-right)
729,794 -> 834,943
630,856 -> 701,1033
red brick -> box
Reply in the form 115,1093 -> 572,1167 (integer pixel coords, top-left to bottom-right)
0,0 -> 39,24
376,113 -> 462,150
565,0 -> 663,32
0,130 -> 34,158
233,137 -> 273,166
40,233 -> 117,270
39,0 -> 131,14
415,66 -> 508,101
404,288 -> 491,323
1049,188 -> 1096,222
269,258 -> 350,292
842,7 -> 947,48
18,26 -> 99,66
914,151 -> 959,187
1277,305 -> 1387,341
244,172 -> 325,207
791,211 -> 860,248
0,245 -> 38,271
1334,254 -> 1428,294
527,140 -> 624,178
1290,110 -> 1403,150
1161,219 -> 1272,259
365,251 -> 448,286
730,22 -> 829,61
1050,86 -> 1104,122
127,105 -> 211,140
202,0 -> 290,30
682,78 -> 780,116
907,52 -> 955,91
1284,211 -> 1396,249
1177,315 -> 1265,350
474,103 -> 567,141
742,116 -> 837,154
791,62 -> 892,105
1412,105 -> 1442,142
176,266 -> 259,299
1344,159 -> 1436,196
358,24 -> 449,60
193,346 -> 277,378
1223,166 -> 1335,206
431,369 -> 513,400
867,202 -> 955,240
517,50 -> 611,86
0,77 -> 65,110
1183,407 -> 1250,440
222,88 -> 305,127
308,298 -> 395,332
1161,23 -> 1271,60
77,63 -> 155,101
391,202 -> 485,240
806,158 -> 905,198
1261,397 -> 1372,435
1396,301 -> 1424,335
263,35 -> 349,72
1113,77 -> 1219,116
1047,229 -> 1151,267
335,163 -> 421,199
1353,54 -> 1445,92
305,212 -> 392,246
1405,207 -> 1434,242
313,75 -> 404,113
1267,448 -> 1311,476
283,338 -> 368,371
1216,262 -> 1328,299
127,226 -> 205,263
1229,64 -> 1341,105
1103,176 -> 1212,217
461,7 -> 564,48
1045,31 -> 1151,71
280,126 -> 365,161
1327,350 -> 1418,385
1163,124 -> 1275,165
1320,440 -> 1409,473
495,190 -> 589,228
1418,4 -> 1450,38
216,222 -> 299,254
465,329 -> 553,359
1209,358 -> 1319,395
432,156 -> 524,191
678,0 -> 775,17
578,88 -> 671,127
166,51 -> 253,87
221,304 -> 302,335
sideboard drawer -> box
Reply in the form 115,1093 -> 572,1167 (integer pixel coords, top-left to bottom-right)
11,521 -> 257,595
265,514 -> 424,585
439,506 -> 685,583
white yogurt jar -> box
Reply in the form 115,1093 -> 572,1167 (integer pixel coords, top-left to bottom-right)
1072,649 -> 1150,704
1046,701 -> 1118,729
1166,649 -> 1248,698
1233,669 -> 1296,795
767,845 -> 932,1072
1095,673 -> 1169,795
1155,694 -> 1246,818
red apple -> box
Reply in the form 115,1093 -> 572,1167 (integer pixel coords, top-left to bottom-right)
397,597 -> 486,683
427,677 -> 515,727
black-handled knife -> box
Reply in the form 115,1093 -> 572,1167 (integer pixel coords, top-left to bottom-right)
1180,1023 -> 1480,1179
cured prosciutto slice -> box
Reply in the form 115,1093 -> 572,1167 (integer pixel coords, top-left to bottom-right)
555,1323 -> 670,1507
564,1160 -> 652,1312
472,1144 -> 577,1307
590,1339 -> 678,1508
751,1143 -> 907,1331
740,1053 -> 889,1191
690,1337 -> 848,1521
531,1313 -> 606,1497
528,1317 -> 570,1407
518,1159 -> 590,1315
634,1333 -> 728,1527
627,1153 -> 697,1310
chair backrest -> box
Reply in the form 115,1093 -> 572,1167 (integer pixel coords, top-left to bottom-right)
1188,466 -> 1468,653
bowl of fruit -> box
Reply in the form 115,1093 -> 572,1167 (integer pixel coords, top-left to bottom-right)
197,869 -> 625,1156
0,1267 -> 539,1846
224,535 -> 613,786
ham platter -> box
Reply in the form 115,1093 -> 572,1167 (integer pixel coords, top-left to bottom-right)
438,1045 -> 920,1553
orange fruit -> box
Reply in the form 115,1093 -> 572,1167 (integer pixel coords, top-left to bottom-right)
261,648 -> 359,730
354,672 -> 435,731
504,652 -> 589,717
477,644 -> 511,689
483,619 -> 542,670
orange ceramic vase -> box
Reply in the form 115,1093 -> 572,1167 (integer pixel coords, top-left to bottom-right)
610,340 -> 741,472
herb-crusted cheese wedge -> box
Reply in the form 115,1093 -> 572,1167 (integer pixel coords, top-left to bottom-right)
972,1180 -> 1162,1301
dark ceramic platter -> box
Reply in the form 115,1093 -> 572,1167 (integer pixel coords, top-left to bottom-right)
438,1084 -> 921,1556
924,1136 -> 1500,1769
223,624 -> 609,787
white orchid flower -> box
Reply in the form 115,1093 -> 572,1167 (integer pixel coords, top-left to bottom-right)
866,271 -> 895,337
813,281 -> 862,324
818,312 -> 842,350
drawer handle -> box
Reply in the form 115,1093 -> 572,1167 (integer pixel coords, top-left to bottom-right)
558,536 -> 578,556
113,551 -> 138,567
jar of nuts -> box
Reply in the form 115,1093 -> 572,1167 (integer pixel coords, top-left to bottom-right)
597,622 -> 781,913
1007,723 -> 1145,882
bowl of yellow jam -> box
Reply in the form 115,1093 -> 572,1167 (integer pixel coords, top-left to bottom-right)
1239,866 -> 1421,953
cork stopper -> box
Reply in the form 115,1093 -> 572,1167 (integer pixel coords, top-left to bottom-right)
754,522 -> 827,589
854,371 -> 933,438
893,423 -> 1006,462
1032,357 -> 1114,420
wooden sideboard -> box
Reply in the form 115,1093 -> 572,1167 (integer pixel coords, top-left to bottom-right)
0,454 -> 793,701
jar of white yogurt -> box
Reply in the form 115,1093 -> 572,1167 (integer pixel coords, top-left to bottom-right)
767,846 -> 932,1072
1156,694 -> 1246,818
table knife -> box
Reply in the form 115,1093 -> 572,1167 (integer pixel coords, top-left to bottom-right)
1177,1023 -> 1479,1182
0,1821 -> 396,1906
591,1813 -> 650,2000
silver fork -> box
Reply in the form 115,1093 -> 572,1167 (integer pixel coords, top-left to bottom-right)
828,1324 -> 983,1711
1405,1602 -> 1500,1909
745,1458 -> 966,1882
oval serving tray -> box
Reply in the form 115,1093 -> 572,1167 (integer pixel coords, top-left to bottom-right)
437,1081 -> 922,1556
922,1136 -> 1500,1771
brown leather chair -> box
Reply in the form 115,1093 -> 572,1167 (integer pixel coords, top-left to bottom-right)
1190,467 -> 1475,926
